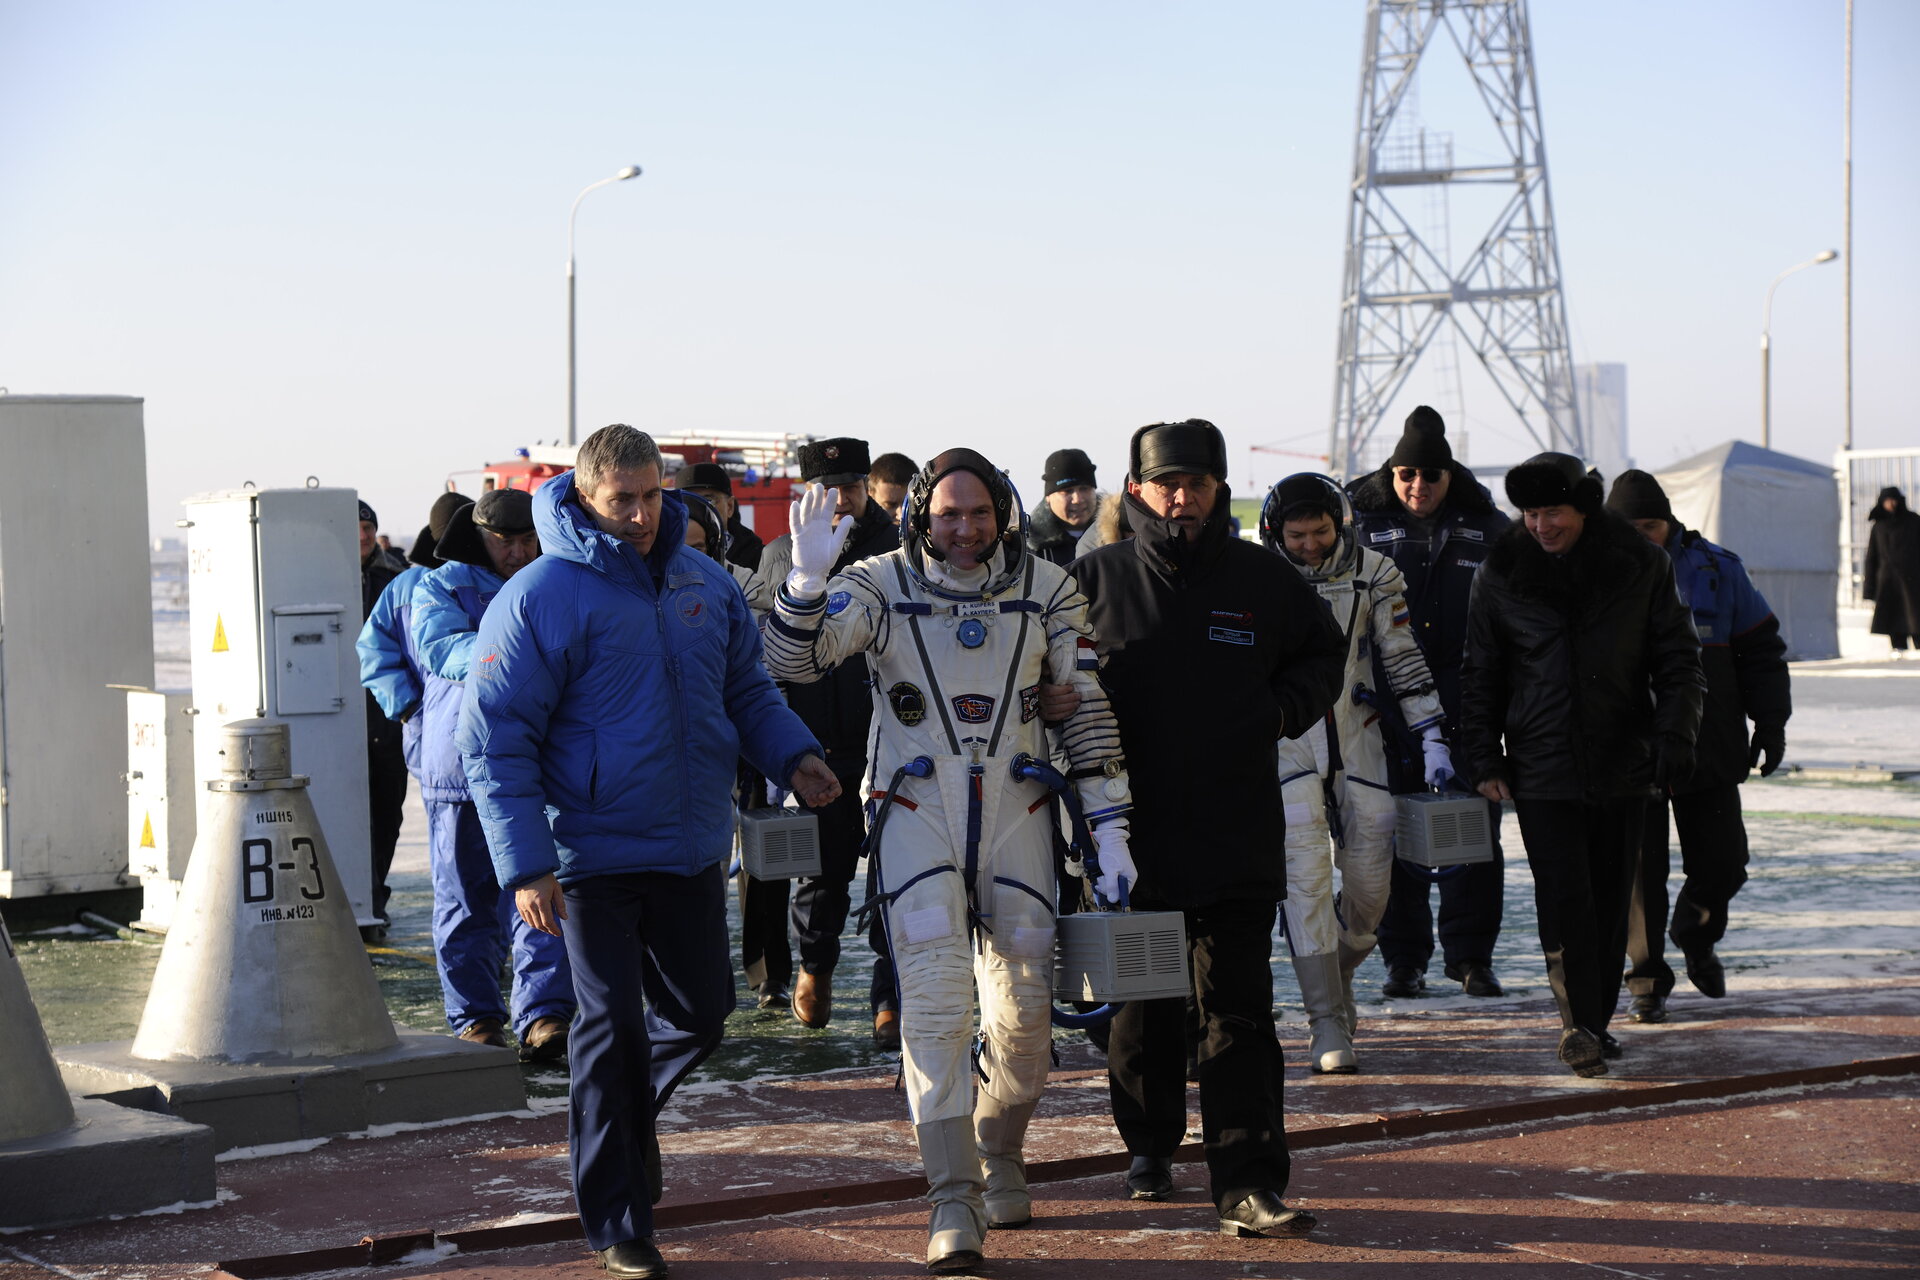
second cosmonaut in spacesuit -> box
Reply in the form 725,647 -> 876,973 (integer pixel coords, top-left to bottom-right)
1261,472 -> 1449,1075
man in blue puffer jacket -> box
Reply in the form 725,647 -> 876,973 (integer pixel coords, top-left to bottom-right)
412,489 -> 577,1062
359,492 -> 474,782
459,425 -> 839,1280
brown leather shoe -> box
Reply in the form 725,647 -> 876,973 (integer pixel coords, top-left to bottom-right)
518,1015 -> 570,1062
457,1018 -> 510,1049
792,970 -> 832,1028
872,1008 -> 900,1049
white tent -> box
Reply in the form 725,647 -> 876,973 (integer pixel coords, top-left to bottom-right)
1655,441 -> 1838,660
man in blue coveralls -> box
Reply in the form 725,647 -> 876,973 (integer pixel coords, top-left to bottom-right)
412,489 -> 576,1060
460,424 -> 840,1280
1606,470 -> 1791,1022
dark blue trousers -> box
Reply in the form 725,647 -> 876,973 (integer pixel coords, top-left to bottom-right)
562,864 -> 734,1250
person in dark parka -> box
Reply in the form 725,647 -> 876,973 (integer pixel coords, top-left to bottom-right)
1026,448 -> 1101,566
357,499 -> 407,937
1607,471 -> 1791,1023
1460,453 -> 1704,1078
679,462 -> 764,574
1073,419 -> 1345,1238
1348,406 -> 1511,1000
1864,486 -> 1920,652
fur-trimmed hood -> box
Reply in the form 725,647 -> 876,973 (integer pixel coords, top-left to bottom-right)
1349,461 -> 1499,519
1485,508 -> 1662,614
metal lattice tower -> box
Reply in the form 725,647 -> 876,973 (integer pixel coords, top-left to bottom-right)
1329,0 -> 1581,478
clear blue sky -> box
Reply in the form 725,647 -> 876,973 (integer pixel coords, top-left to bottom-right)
3,1 -> 1911,538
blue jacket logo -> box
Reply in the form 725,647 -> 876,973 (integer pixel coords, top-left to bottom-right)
676,595 -> 707,627
826,591 -> 852,616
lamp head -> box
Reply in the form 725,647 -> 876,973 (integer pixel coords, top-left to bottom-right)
1814,249 -> 1839,263
617,165 -> 642,181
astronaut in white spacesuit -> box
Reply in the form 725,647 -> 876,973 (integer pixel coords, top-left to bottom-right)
1261,473 -> 1450,1075
764,448 -> 1133,1275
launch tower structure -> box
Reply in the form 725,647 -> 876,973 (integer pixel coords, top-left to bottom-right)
1329,0 -> 1581,477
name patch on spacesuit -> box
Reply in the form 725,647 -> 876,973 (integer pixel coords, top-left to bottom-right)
889,682 -> 927,726
826,591 -> 852,615
952,694 -> 995,723
1020,684 -> 1041,722
954,600 -> 999,618
1208,627 -> 1254,646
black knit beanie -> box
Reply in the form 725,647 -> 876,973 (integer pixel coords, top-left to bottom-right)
1605,469 -> 1674,523
1387,406 -> 1453,470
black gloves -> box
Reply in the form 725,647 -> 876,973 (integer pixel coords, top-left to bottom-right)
1653,737 -> 1694,790
1748,722 -> 1786,777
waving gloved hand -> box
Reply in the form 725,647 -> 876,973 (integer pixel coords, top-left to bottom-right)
1748,721 -> 1786,777
1421,728 -> 1454,789
1090,824 -> 1136,907
785,483 -> 854,598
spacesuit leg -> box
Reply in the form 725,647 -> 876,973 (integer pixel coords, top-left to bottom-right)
972,823 -> 1056,1228
1278,738 -> 1351,1073
1332,774 -> 1398,963
883,818 -> 979,1128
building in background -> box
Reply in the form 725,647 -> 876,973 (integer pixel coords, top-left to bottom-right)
1575,363 -> 1631,482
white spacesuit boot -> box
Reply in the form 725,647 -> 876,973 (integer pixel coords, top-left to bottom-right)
1291,950 -> 1357,1074
918,1114 -> 987,1273
975,1093 -> 1038,1228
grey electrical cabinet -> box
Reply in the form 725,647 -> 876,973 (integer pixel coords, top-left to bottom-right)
181,486 -> 372,923
0,396 -> 156,900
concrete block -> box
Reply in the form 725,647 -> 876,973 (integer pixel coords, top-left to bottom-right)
0,1096 -> 215,1229
54,1031 -> 525,1151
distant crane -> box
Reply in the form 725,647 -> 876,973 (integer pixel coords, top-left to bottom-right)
1329,0 -> 1581,479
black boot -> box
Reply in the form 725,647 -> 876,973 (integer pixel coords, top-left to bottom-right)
1683,947 -> 1726,999
1219,1189 -> 1317,1237
1125,1155 -> 1173,1201
595,1238 -> 667,1278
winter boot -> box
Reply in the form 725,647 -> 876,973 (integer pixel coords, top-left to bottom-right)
975,1093 -> 1038,1228
1336,942 -> 1369,1037
1292,951 -> 1357,1074
916,1115 -> 986,1274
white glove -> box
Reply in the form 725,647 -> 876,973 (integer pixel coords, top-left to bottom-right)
1091,824 -> 1136,907
785,483 -> 854,598
1422,730 -> 1454,789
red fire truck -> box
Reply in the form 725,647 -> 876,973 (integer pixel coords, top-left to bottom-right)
447,431 -> 818,541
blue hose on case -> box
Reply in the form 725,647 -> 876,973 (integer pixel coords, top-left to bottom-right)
1009,753 -> 1129,1030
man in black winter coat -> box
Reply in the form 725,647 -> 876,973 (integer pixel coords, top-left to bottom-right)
1348,406 -> 1510,1000
680,462 -> 764,573
358,498 -> 407,938
1074,419 -> 1344,1239
751,437 -> 903,1043
1864,487 -> 1920,653
1026,448 -> 1101,566
1607,471 -> 1791,1023
1460,453 -> 1704,1078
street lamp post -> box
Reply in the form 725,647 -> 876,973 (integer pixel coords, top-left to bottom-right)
567,165 -> 643,448
1760,248 -> 1839,450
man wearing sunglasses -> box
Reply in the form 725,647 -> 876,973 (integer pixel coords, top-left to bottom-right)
1347,406 -> 1511,1001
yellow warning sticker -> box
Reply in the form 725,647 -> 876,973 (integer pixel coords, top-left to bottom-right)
139,813 -> 156,848
212,614 -> 229,653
